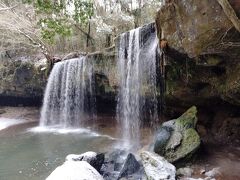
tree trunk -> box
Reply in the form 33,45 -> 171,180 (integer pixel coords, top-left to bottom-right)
86,20 -> 91,48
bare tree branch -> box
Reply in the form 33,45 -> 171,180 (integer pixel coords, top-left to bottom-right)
216,0 -> 240,33
0,3 -> 18,11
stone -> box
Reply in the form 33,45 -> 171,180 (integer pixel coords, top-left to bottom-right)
153,126 -> 172,155
66,151 -> 104,172
177,167 -> 194,177
184,178 -> 216,180
0,60 -> 47,106
205,167 -> 221,178
165,131 -> 182,150
0,109 -> 6,114
46,161 -> 104,180
155,0 -> 240,115
101,149 -> 127,180
156,0 -> 232,57
140,151 -> 176,180
153,106 -> 201,163
200,169 -> 206,174
118,153 -> 141,179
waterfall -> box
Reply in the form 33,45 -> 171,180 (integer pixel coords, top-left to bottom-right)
40,56 -> 95,128
117,23 -> 159,149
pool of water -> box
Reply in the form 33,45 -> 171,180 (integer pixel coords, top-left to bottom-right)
0,124 -> 116,180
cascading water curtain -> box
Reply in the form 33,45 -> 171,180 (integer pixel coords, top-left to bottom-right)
117,23 -> 159,149
40,56 -> 95,128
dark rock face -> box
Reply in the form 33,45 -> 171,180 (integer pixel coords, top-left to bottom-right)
118,153 -> 141,179
66,152 -> 105,173
153,106 -> 200,163
156,0 -> 240,106
156,0 -> 232,57
156,0 -> 240,143
101,149 -> 127,180
0,59 -> 47,106
153,126 -> 172,155
101,150 -> 144,180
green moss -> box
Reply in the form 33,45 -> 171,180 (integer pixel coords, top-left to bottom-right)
165,128 -> 200,163
175,106 -> 197,130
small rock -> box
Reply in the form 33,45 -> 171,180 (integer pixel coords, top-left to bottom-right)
205,167 -> 221,178
101,149 -> 127,180
0,109 -> 6,114
184,178 -> 215,180
118,153 -> 141,179
200,169 -> 206,174
66,151 -> 104,172
140,151 -> 176,180
177,167 -> 194,177
46,161 -> 104,180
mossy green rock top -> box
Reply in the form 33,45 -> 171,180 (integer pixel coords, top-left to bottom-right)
153,106 -> 200,163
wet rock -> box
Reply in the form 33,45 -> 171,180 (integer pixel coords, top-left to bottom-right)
101,150 -> 144,180
0,109 -> 6,114
118,153 -> 141,179
153,106 -> 201,163
66,151 -> 104,172
101,149 -> 127,180
200,169 -> 206,175
153,126 -> 172,155
184,178 -> 215,180
46,161 -> 104,180
140,151 -> 176,180
177,167 -> 194,177
205,167 -> 221,178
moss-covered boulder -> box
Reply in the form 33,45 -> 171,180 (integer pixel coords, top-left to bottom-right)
153,106 -> 200,163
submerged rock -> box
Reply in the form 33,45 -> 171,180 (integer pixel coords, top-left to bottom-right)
153,106 -> 201,163
140,151 -> 176,180
66,151 -> 104,172
46,161 -> 104,180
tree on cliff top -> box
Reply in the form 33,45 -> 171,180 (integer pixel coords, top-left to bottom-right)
0,0 -> 94,61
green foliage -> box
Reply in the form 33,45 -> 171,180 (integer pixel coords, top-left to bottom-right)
23,0 -> 94,43
73,1 -> 94,25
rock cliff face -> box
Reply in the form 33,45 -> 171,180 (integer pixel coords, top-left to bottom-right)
156,0 -> 240,143
0,52 -> 117,109
0,59 -> 47,106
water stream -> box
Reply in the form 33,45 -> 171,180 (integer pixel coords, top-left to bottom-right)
116,23 -> 159,149
40,57 -> 95,128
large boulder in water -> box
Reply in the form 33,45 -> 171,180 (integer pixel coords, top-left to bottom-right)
46,161 -> 104,180
66,151 -> 104,172
153,106 -> 200,163
140,150 -> 176,180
